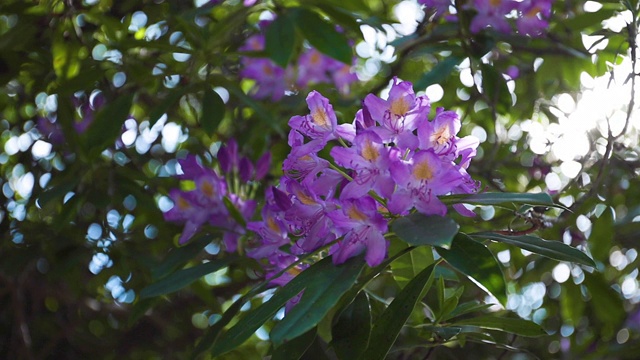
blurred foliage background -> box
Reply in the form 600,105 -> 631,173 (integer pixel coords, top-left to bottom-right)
1,0 -> 640,359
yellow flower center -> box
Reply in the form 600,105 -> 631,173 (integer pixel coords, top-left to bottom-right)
296,190 -> 316,205
431,125 -> 452,145
267,216 -> 280,233
362,140 -> 379,161
390,98 -> 410,117
311,108 -> 330,128
201,181 -> 216,198
347,205 -> 368,221
413,161 -> 434,180
177,196 -> 191,210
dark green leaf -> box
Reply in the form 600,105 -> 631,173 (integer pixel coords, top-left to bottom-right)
390,241 -> 434,289
583,272 -> 626,328
310,3 -> 361,33
290,7 -> 352,64
437,234 -> 507,305
271,328 -> 317,360
222,196 -> 247,228
562,9 -> 618,31
84,93 -> 134,154
588,206 -> 614,262
359,263 -> 436,360
414,56 -> 463,90
442,301 -> 493,322
37,180 -> 78,207
440,192 -> 560,208
480,63 -> 512,114
421,325 -> 462,340
270,256 -> 365,347
201,87 -> 225,135
148,87 -> 191,126
471,232 -> 595,267
332,291 -> 371,359
212,256 -> 361,356
392,213 -> 459,249
560,281 -> 586,325
150,234 -> 214,280
453,315 -> 546,337
139,257 -> 235,299
266,14 -> 296,67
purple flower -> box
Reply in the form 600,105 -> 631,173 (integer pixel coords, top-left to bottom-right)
280,177 -> 337,252
217,139 -> 239,174
363,77 -> 430,149
388,150 -> 464,216
289,91 -> 341,145
468,0 -> 515,34
418,107 -> 461,157
255,152 -> 272,181
330,129 -> 395,199
296,49 -> 334,88
515,0 -> 553,36
327,196 -> 389,267
36,116 -> 65,145
164,189 -> 212,244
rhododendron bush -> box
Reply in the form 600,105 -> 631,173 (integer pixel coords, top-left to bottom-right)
2,0 -> 640,359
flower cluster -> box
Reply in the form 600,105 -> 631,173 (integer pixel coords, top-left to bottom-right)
163,140 -> 271,248
420,0 -> 554,37
245,78 -> 479,281
240,21 -> 357,101
163,79 -> 479,290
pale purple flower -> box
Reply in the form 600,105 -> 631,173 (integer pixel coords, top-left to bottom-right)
388,150 -> 464,216
363,77 -> 430,149
418,107 -> 461,157
468,0 -> 515,34
288,91 -> 340,144
328,196 -> 389,267
515,0 -> 553,36
330,129 -> 395,199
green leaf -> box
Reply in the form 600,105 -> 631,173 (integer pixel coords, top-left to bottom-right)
37,180 -> 78,207
414,56 -> 463,90
222,196 -> 247,228
290,7 -> 352,64
150,234 -> 214,280
84,93 -> 134,154
562,9 -> 618,31
453,315 -> 547,337
471,232 -> 596,267
480,63 -> 512,114
441,192 -> 562,208
148,87 -> 191,126
212,256 -> 362,356
139,257 -> 235,299
437,234 -> 507,305
332,291 -> 371,359
442,301 -> 493,322
271,328 -> 317,360
309,3 -> 361,34
392,213 -> 459,249
421,325 -> 462,340
582,272 -> 626,329
390,241 -> 434,289
588,206 -> 614,262
270,256 -> 365,347
201,87 -> 225,135
265,14 -> 296,67
560,281 -> 586,326
359,263 -> 436,360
